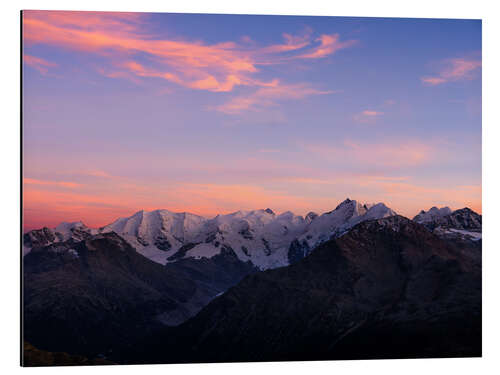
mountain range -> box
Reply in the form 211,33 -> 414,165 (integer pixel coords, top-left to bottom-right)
22,199 -> 482,365
123,215 -> 481,363
23,199 -> 399,269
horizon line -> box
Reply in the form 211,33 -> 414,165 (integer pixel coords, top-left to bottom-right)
22,197 -> 480,232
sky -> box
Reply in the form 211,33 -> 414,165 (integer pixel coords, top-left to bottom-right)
22,11 -> 482,230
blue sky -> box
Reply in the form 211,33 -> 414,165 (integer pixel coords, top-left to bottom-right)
22,11 -> 481,229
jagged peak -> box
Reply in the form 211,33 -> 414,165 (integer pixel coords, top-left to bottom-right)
334,198 -> 354,210
306,211 -> 318,221
368,202 -> 392,211
379,214 -> 410,223
349,214 -> 413,233
413,206 -> 452,222
131,209 -> 146,218
277,210 -> 295,218
264,208 -> 275,215
54,221 -> 89,234
453,207 -> 478,214
423,206 -> 451,214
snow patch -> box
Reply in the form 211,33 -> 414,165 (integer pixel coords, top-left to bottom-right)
186,243 -> 222,259
448,228 -> 482,241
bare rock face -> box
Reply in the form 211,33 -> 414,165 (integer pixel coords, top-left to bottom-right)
440,208 -> 482,231
124,216 -> 480,364
23,222 -> 94,250
23,227 -> 58,248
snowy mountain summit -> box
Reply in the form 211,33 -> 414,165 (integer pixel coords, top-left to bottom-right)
23,198 -> 397,269
23,221 -> 96,255
96,198 -> 397,269
413,206 -> 482,241
413,206 -> 452,224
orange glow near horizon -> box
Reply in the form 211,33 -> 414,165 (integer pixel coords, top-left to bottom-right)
22,177 -> 482,231
22,12 -> 481,231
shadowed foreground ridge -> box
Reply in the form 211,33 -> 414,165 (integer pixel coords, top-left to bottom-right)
123,215 -> 481,364
23,232 -> 257,362
23,342 -> 114,367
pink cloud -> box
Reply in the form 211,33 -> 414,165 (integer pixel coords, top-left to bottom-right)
303,139 -> 433,168
260,29 -> 313,54
361,110 -> 383,116
84,170 -> 114,178
353,110 -> 384,123
298,34 -> 357,59
22,180 -> 323,230
23,177 -> 80,188
214,81 -> 335,114
22,11 -> 356,95
22,11 -> 259,92
421,77 -> 447,86
23,54 -> 57,74
22,162 -> 481,231
23,188 -> 135,230
421,57 -> 482,86
24,176 -> 480,231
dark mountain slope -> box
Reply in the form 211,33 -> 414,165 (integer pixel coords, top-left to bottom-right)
23,342 -> 114,367
156,244 -> 259,325
23,233 -> 256,360
124,216 -> 481,364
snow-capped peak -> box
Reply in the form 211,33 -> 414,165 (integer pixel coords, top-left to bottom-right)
334,198 -> 354,210
264,208 -> 275,215
299,199 -> 396,248
24,199 -> 398,270
412,206 -> 481,241
413,206 -> 452,223
305,212 -> 319,222
55,221 -> 86,237
23,221 -> 96,255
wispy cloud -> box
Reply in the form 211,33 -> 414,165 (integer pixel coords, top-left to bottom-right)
84,170 -> 114,178
361,110 -> 383,116
421,57 -> 481,86
353,110 -> 384,123
23,172 -> 481,231
297,34 -> 357,59
260,28 -> 313,54
23,11 -> 356,95
258,148 -> 280,153
303,139 -> 433,168
23,54 -> 58,74
285,174 -> 410,186
23,188 -> 135,230
214,82 -> 335,114
421,77 -> 447,86
24,177 -> 81,188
